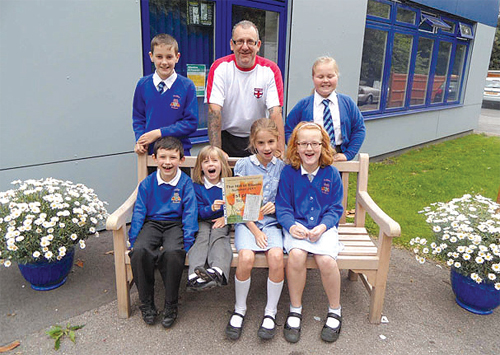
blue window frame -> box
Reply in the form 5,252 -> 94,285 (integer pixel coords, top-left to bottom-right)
359,0 -> 473,118
140,0 -> 288,145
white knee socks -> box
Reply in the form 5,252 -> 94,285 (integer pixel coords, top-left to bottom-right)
262,278 -> 284,329
231,276 -> 251,327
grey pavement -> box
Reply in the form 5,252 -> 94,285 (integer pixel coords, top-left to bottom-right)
1,107 -> 499,354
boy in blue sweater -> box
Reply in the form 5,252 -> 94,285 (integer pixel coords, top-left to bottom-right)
128,137 -> 198,328
133,34 -> 198,156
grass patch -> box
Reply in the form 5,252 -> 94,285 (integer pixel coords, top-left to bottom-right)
354,134 -> 500,249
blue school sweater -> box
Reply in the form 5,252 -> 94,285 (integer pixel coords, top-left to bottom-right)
193,183 -> 224,220
275,165 -> 343,233
284,93 -> 366,161
132,74 -> 198,154
128,171 -> 198,250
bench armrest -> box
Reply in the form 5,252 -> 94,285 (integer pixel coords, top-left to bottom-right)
357,191 -> 401,238
105,187 -> 138,231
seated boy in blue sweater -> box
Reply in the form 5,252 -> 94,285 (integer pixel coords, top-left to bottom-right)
133,33 -> 198,156
128,136 -> 198,328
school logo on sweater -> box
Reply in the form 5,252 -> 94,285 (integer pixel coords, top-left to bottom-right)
254,88 -> 263,99
321,179 -> 331,195
170,95 -> 181,109
171,189 -> 181,203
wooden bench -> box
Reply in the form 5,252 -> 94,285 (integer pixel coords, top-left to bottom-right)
106,153 -> 400,323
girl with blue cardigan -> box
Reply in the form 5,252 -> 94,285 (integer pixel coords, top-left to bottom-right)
285,56 -> 365,161
276,122 -> 344,343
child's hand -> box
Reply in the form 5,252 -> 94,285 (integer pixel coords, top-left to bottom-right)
212,216 -> 226,229
260,202 -> 275,215
254,230 -> 268,249
138,129 -> 162,146
134,142 -> 148,155
308,224 -> 327,242
212,199 -> 225,212
290,224 -> 309,240
333,153 -> 347,162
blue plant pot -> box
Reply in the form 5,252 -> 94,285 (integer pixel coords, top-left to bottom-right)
18,248 -> 75,291
450,268 -> 500,315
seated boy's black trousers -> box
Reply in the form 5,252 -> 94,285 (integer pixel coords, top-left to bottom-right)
130,220 -> 186,307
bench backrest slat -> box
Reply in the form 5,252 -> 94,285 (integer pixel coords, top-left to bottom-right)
137,152 -> 369,228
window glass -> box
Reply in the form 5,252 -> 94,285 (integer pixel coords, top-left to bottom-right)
431,41 -> 452,103
367,0 -> 391,19
396,7 -> 416,25
232,5 -> 279,63
149,0 -> 215,131
387,33 -> 413,109
448,44 -> 466,101
358,28 -> 387,111
410,37 -> 433,106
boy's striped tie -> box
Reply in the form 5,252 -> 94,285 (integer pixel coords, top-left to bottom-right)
322,99 -> 335,145
158,81 -> 166,94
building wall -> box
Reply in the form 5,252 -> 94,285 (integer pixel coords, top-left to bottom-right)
0,0 -> 497,212
0,0 -> 142,211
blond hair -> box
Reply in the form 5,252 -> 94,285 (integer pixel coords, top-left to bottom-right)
248,118 -> 282,157
192,146 -> 232,185
285,122 -> 335,170
312,56 -> 339,76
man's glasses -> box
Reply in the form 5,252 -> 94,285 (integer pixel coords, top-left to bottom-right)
297,142 -> 322,149
232,39 -> 258,47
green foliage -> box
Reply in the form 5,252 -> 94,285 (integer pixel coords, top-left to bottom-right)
489,17 -> 500,70
349,134 -> 500,248
46,323 -> 85,350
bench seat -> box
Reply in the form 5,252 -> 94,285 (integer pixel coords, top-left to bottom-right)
106,153 -> 400,323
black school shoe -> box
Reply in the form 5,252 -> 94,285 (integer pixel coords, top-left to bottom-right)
320,312 -> 342,342
139,304 -> 157,325
195,266 -> 224,286
225,312 -> 245,340
257,315 -> 277,340
283,312 -> 302,343
161,304 -> 178,328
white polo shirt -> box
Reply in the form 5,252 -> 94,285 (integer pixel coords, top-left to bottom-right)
205,54 -> 283,137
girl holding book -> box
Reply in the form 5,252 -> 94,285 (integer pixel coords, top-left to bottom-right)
276,121 -> 344,343
225,118 -> 285,341
187,146 -> 233,291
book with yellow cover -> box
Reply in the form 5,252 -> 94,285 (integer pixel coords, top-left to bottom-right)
222,175 -> 264,224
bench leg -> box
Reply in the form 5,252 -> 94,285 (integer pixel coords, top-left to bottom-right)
368,281 -> 386,324
348,270 -> 359,281
113,227 -> 132,318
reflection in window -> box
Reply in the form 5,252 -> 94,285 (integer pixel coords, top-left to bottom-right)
396,7 -> 416,25
358,28 -> 387,111
448,44 -> 466,101
432,41 -> 452,103
367,0 -> 390,19
387,33 -> 413,109
232,5 -> 279,63
410,37 -> 433,106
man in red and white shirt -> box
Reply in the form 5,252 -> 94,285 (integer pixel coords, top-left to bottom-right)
205,20 -> 285,157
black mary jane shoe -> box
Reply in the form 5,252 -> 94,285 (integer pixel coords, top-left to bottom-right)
257,315 -> 277,340
225,312 -> 245,340
321,312 -> 342,343
283,312 -> 302,343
